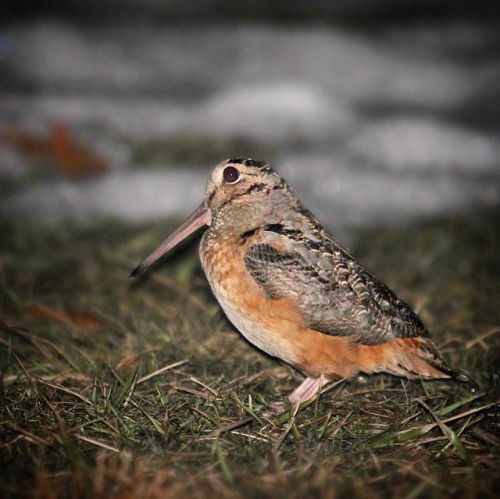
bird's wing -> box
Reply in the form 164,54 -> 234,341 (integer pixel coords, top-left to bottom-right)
244,233 -> 429,345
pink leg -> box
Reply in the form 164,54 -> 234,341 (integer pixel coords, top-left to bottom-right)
262,375 -> 328,416
288,375 -> 327,406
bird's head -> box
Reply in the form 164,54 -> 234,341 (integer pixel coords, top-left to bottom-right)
130,158 -> 295,278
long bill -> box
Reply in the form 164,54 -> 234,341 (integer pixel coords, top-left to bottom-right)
130,202 -> 211,278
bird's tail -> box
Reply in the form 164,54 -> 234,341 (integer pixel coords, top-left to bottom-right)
358,337 -> 469,382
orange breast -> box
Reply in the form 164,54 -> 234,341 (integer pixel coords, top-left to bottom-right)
200,234 -> 310,366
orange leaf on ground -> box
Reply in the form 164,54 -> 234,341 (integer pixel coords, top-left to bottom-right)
50,122 -> 108,177
25,304 -> 105,331
0,122 -> 109,178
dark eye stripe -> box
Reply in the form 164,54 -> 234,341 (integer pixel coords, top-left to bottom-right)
217,182 -> 269,211
223,166 -> 240,184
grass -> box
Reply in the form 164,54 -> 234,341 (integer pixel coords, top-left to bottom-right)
0,213 -> 499,498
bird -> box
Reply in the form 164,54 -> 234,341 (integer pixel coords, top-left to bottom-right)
131,158 -> 467,410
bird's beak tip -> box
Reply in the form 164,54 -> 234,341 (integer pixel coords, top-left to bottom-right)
129,265 -> 143,279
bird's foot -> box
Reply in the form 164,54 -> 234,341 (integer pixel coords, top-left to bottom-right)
261,375 -> 328,417
288,375 -> 327,406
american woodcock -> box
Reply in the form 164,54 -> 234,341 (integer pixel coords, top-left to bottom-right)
131,158 -> 467,409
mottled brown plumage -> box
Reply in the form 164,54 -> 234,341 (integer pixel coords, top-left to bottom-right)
131,158 -> 467,410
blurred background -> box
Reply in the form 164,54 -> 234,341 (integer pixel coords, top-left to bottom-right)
1,6 -> 499,496
1,0 -> 499,235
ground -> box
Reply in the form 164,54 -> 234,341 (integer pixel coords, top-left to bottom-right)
0,213 -> 499,498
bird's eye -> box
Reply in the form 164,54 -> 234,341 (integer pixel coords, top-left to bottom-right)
222,166 -> 241,184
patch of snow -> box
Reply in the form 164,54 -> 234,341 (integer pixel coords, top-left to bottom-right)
278,153 -> 500,229
194,82 -> 354,142
348,118 -> 500,173
4,22 -> 477,107
2,169 -> 208,225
